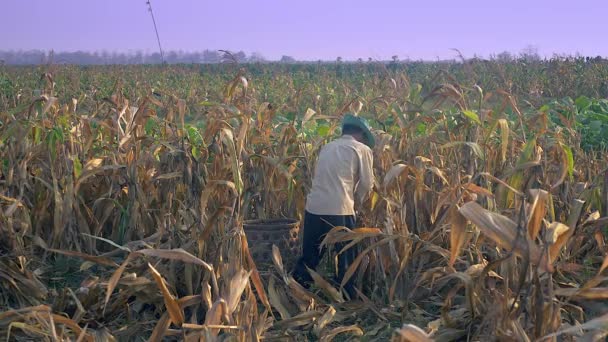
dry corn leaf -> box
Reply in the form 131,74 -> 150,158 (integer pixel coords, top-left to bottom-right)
353,288 -> 389,321
392,324 -> 433,342
383,164 -> 408,190
136,248 -> 212,271
540,312 -> 608,340
271,244 -> 285,277
226,268 -> 251,315
527,189 -> 548,240
83,158 -> 104,171
465,263 -> 503,279
320,325 -> 364,342
550,143 -> 572,190
103,253 -> 134,312
33,236 -> 118,267
493,118 -> 509,163
51,314 -> 93,342
464,183 -> 494,198
242,236 -> 272,311
268,277 -> 291,320
149,312 -> 171,342
545,222 -> 571,264
320,227 -> 383,248
273,310 -> 322,330
554,287 -> 608,299
303,108 -> 317,123
286,276 -> 325,305
148,262 -> 185,326
7,322 -> 50,340
75,165 -> 126,188
306,266 -> 344,302
236,116 -> 250,158
599,254 -> 608,275
154,172 -> 182,181
41,96 -> 58,115
449,206 -> 469,267
459,201 -> 552,273
221,127 -> 243,194
427,166 -> 449,185
204,300 -> 227,326
594,230 -> 605,250
313,305 -> 336,337
341,236 -> 400,289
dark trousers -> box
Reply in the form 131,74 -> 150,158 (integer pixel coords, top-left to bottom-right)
292,211 -> 358,297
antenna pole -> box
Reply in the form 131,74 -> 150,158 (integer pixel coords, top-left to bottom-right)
146,0 -> 165,63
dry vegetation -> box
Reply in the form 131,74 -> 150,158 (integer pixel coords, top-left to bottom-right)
1,61 -> 608,341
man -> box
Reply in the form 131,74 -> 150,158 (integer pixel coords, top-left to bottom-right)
292,113 -> 375,298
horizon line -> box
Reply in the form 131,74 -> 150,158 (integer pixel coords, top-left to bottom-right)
1,48 -> 606,64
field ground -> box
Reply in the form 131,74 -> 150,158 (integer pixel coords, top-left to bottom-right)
1,60 -> 608,341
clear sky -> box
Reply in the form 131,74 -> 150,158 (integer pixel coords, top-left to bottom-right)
1,0 -> 607,61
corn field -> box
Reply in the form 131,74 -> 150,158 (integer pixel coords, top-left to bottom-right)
1,62 -> 608,341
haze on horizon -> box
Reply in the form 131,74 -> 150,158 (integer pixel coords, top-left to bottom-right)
1,0 -> 607,61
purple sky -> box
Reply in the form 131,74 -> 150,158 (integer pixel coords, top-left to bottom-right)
1,0 -> 607,61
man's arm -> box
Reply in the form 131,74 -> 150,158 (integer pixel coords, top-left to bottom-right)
355,147 -> 374,205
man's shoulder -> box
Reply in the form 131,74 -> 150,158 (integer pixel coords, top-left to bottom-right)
321,136 -> 372,155
345,138 -> 373,154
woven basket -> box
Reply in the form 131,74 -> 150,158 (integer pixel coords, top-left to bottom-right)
243,218 -> 300,272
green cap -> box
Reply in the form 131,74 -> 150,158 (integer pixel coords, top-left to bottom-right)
342,113 -> 375,148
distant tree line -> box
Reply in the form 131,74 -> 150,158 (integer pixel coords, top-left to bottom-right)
0,47 -> 605,65
0,50 -> 299,65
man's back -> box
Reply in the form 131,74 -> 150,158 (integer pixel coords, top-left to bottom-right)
305,135 -> 374,216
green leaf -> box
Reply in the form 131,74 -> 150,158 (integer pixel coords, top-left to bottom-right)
416,122 -> 427,135
186,125 -> 204,145
144,117 -> 157,135
32,126 -> 41,144
560,143 -> 574,179
57,115 -> 70,129
317,125 -> 330,137
47,127 -> 63,161
73,156 -> 82,179
191,146 -> 201,160
462,110 -> 481,125
517,137 -> 537,166
575,96 -> 592,112
589,120 -> 603,132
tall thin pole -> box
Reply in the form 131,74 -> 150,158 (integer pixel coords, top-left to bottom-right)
146,0 -> 165,63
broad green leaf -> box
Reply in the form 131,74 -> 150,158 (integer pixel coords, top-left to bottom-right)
575,96 -> 592,112
317,125 -> 330,137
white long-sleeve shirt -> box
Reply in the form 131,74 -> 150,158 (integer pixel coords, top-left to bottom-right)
305,135 -> 374,216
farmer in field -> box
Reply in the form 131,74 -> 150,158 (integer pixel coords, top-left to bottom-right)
292,114 -> 375,298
